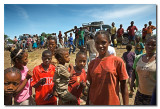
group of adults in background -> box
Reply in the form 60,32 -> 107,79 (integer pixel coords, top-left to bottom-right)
110,21 -> 156,47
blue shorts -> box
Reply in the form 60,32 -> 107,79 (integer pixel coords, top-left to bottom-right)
40,41 -> 44,46
129,36 -> 135,41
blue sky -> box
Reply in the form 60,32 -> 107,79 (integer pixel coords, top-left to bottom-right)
4,4 -> 157,39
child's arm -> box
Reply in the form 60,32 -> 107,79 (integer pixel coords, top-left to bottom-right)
86,81 -> 91,105
15,70 -> 33,94
69,63 -> 74,76
32,78 -> 46,88
44,85 -> 58,101
120,80 -> 129,105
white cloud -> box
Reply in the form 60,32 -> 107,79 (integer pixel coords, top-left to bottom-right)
14,5 -> 29,20
86,5 -> 156,21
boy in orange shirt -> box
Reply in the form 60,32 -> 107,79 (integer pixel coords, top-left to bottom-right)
31,50 -> 57,105
146,21 -> 156,40
68,52 -> 87,105
86,30 -> 129,105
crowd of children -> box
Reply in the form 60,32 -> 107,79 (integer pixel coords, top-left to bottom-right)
4,21 -> 156,105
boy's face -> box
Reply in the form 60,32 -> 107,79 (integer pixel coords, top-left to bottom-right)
62,51 -> 70,63
95,34 -> 109,56
42,53 -> 52,66
4,72 -> 21,95
75,54 -> 87,70
48,40 -> 56,52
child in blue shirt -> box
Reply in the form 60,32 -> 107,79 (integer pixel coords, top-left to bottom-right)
135,36 -> 144,55
68,33 -> 76,54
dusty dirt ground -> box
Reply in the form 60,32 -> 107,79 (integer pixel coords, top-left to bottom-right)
4,45 -> 137,105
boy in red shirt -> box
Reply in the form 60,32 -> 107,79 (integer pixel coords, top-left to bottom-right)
127,21 -> 138,45
87,30 -> 129,105
142,24 -> 147,43
31,50 -> 57,105
117,24 -> 124,48
68,52 -> 87,105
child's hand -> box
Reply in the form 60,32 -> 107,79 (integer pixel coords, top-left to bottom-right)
53,91 -> 58,97
26,70 -> 33,80
40,78 -> 46,85
80,80 -> 86,88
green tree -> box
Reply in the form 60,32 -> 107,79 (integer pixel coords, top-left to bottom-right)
4,34 -> 13,43
4,34 -> 9,40
8,38 -> 14,43
136,30 -> 142,37
41,32 -> 46,36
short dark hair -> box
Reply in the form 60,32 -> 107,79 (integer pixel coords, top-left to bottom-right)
4,67 -> 21,77
42,50 -> 52,57
149,21 -> 152,24
126,44 -> 132,51
76,51 -> 87,59
47,36 -> 57,44
89,34 -> 94,39
54,48 -> 68,61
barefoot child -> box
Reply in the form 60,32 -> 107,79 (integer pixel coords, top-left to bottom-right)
53,48 -> 77,105
68,52 -> 87,105
10,48 -> 33,105
122,44 -> 135,96
31,50 -> 57,105
4,67 -> 21,105
87,30 -> 129,105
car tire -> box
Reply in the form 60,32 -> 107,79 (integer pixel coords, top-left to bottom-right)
122,36 -> 129,45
